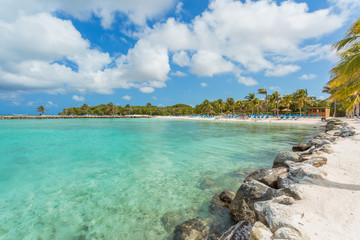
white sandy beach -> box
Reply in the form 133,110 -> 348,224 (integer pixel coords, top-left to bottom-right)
155,115 -> 325,125
291,119 -> 360,240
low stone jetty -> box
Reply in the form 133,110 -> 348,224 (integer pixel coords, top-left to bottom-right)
0,115 -> 152,120
169,118 -> 356,240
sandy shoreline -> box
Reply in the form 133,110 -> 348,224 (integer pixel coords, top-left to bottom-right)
155,115 -> 325,125
291,119 -> 360,239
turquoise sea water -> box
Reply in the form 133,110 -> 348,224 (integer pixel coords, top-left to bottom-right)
0,119 -> 319,239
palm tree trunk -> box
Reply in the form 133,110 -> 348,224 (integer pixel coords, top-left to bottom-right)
266,94 -> 268,114
276,102 -> 279,117
300,108 -> 301,116
333,101 -> 337,117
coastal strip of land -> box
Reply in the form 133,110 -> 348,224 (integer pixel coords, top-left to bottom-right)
155,115 -> 324,125
171,118 -> 360,240
0,115 -> 151,119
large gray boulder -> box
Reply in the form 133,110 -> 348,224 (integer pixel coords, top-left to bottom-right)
173,218 -> 208,240
276,183 -> 303,200
229,180 -> 277,222
309,139 -> 331,148
244,167 -> 288,189
254,201 -> 301,233
274,227 -> 303,240
273,151 -> 300,168
288,163 -> 327,181
303,156 -> 327,168
219,221 -> 253,240
249,221 -> 273,240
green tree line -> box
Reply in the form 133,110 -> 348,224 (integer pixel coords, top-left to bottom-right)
56,88 -> 346,116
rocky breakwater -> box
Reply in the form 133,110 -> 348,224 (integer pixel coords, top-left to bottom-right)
169,119 -> 356,240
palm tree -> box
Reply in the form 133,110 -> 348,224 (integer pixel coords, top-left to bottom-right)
322,86 -> 337,117
281,95 -> 292,111
202,100 -> 213,114
226,97 -> 235,113
252,98 -> 261,115
327,17 -> 360,116
217,99 -> 224,114
107,102 -> 116,115
81,103 -> 89,115
235,99 -> 245,113
36,106 -> 45,115
146,102 -> 152,116
258,88 -> 268,113
270,92 -> 281,117
125,104 -> 132,115
294,89 -> 312,115
245,93 -> 255,114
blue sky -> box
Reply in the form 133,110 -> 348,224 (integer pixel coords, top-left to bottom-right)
0,0 -> 359,114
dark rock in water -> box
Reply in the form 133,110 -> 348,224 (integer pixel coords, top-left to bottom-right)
208,191 -> 237,238
244,167 -> 288,189
229,180 -> 277,222
199,178 -> 215,189
210,191 -> 235,213
162,211 -> 186,233
303,156 -> 327,168
173,218 -> 208,240
219,221 -> 253,240
273,151 -> 300,168
292,143 -> 311,152
220,191 -> 236,207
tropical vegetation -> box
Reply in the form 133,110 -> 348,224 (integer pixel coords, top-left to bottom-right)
324,17 -> 360,117
59,88 -> 340,116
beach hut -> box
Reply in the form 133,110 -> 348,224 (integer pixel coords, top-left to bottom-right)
281,108 -> 291,112
308,107 -> 330,117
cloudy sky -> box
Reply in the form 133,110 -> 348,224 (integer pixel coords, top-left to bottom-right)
0,0 -> 359,114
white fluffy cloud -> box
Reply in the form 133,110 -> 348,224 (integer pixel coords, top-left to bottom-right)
0,13 -> 171,96
171,71 -> 187,77
265,65 -> 301,77
200,82 -> 208,87
172,51 -> 191,67
237,76 -> 258,86
0,0 -> 176,28
122,95 -> 131,100
0,0 -> 358,100
191,50 -> 234,76
72,95 -> 85,102
299,74 -> 317,80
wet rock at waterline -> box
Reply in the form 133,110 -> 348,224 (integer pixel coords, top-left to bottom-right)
244,167 -> 288,189
173,218 -> 208,240
273,151 -> 300,168
292,143 -> 311,152
229,180 -> 277,222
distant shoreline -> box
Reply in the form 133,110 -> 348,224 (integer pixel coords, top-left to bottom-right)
155,115 -> 327,125
0,115 -> 152,119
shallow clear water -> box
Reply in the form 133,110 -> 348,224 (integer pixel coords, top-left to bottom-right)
0,119 -> 319,239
